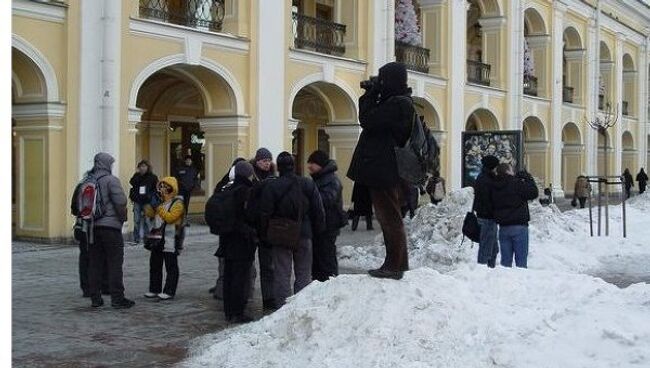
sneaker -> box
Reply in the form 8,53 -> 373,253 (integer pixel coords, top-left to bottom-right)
144,292 -> 158,298
368,269 -> 403,280
111,298 -> 135,309
157,293 -> 174,300
91,297 -> 104,308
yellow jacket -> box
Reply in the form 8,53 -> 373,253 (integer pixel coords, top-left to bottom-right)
145,176 -> 185,225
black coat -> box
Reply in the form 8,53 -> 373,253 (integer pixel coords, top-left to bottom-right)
259,172 -> 325,239
636,171 -> 648,184
472,169 -> 497,219
623,172 -> 634,189
129,172 -> 159,204
218,177 -> 258,261
491,172 -> 539,226
311,160 -> 346,234
174,165 -> 199,193
347,90 -> 414,189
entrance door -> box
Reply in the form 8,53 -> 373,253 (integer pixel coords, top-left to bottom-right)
169,122 -> 206,196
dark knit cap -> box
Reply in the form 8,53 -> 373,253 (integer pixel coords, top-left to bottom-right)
481,155 -> 500,170
234,161 -> 254,178
307,150 -> 329,168
255,148 -> 273,162
276,151 -> 295,173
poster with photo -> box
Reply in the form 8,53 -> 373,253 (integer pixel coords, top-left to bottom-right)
461,130 -> 524,187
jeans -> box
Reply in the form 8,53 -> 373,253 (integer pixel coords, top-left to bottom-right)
149,250 -> 179,296
133,202 -> 149,243
272,238 -> 313,306
499,225 -> 529,268
89,227 -> 126,301
370,186 -> 409,272
477,218 -> 499,268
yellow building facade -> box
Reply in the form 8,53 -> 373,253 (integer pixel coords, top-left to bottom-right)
12,0 -> 650,241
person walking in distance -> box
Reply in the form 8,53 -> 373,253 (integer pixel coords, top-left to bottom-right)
635,168 -> 647,194
307,150 -> 347,282
472,155 -> 500,269
174,155 -> 199,216
347,62 -> 414,280
129,160 -> 158,244
350,183 -> 373,231
572,174 -> 591,209
623,168 -> 634,199
492,164 -> 538,268
259,152 -> 325,306
87,152 -> 135,309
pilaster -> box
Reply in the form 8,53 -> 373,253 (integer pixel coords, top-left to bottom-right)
550,1 -> 566,196
447,0 -> 467,189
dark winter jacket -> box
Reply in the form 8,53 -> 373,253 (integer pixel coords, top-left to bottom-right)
247,161 -> 278,231
351,182 -> 373,216
472,169 -> 497,219
347,91 -> 414,189
400,181 -> 419,211
218,176 -> 258,261
310,160 -> 346,234
91,153 -> 128,230
174,165 -> 199,194
623,171 -> 634,190
129,172 -> 159,204
259,172 -> 325,240
491,172 -> 539,226
636,170 -> 648,184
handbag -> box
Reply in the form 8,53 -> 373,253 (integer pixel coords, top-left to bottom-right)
462,212 -> 481,243
267,178 -> 303,250
144,224 -> 165,252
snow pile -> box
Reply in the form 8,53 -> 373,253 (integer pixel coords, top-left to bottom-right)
626,192 -> 650,212
182,267 -> 650,368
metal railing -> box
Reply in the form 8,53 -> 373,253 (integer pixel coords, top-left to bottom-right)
467,60 -> 491,86
292,12 -> 346,56
395,41 -> 430,74
622,101 -> 629,116
563,86 -> 574,103
523,76 -> 538,96
139,0 -> 225,32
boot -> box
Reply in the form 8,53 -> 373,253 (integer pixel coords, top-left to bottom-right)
365,216 -> 374,231
351,216 -> 360,231
91,296 -> 104,308
111,297 -> 135,309
368,268 -> 403,280
232,314 -> 254,324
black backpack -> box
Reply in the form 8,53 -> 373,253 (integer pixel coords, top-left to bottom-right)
204,184 -> 237,235
462,212 -> 481,243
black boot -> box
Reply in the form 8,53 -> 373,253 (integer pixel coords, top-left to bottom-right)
368,268 -> 403,280
232,314 -> 254,324
111,297 -> 135,309
91,297 -> 104,308
351,216 -> 360,231
366,216 -> 374,231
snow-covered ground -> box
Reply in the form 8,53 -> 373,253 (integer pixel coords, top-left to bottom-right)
182,191 -> 650,368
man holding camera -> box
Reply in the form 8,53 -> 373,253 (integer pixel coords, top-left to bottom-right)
347,62 -> 415,280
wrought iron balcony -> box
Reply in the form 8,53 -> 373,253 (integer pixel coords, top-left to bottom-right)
467,60 -> 491,86
598,94 -> 604,110
395,41 -> 430,74
562,86 -> 574,103
622,101 -> 629,116
292,12 -> 346,56
139,0 -> 225,32
523,76 -> 538,96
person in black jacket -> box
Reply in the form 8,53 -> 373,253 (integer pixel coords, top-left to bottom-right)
347,62 -> 414,280
307,150 -> 346,282
129,160 -> 158,244
218,161 -> 258,323
174,155 -> 199,215
637,168 -> 648,194
623,168 -> 634,198
472,155 -> 500,268
492,163 -> 539,268
260,152 -> 325,306
350,183 -> 373,231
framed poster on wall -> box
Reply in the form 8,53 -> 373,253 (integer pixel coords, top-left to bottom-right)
461,130 -> 524,188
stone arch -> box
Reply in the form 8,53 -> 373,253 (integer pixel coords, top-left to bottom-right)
600,41 -> 612,62
522,116 -> 548,184
622,131 -> 637,176
412,96 -> 442,131
561,122 -> 582,145
465,108 -> 499,131
623,53 -> 635,71
288,73 -> 359,121
622,131 -> 634,150
468,0 -> 502,17
561,122 -> 584,194
523,7 -> 547,36
522,116 -> 546,141
11,34 -> 59,102
563,27 -> 585,104
563,26 -> 583,49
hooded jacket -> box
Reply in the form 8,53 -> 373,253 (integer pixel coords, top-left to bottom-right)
636,169 -> 648,184
146,176 -> 185,252
92,153 -> 128,230
310,160 -> 346,233
347,62 -> 414,189
472,168 -> 497,219
218,175 -> 258,260
174,164 -> 199,194
129,169 -> 158,204
491,172 -> 539,226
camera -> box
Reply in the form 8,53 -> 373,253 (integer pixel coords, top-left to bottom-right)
360,76 -> 379,90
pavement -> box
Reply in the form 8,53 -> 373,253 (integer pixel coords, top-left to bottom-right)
12,223 -> 381,368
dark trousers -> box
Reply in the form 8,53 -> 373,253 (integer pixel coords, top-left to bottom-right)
79,240 -> 109,295
149,250 -> 179,296
223,258 -> 253,318
312,231 -> 339,282
578,197 -> 587,208
640,183 -> 646,194
370,187 -> 409,272
258,244 -> 275,304
180,190 -> 191,215
88,227 -> 125,301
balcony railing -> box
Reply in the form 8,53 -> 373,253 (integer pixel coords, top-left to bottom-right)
292,13 -> 346,56
139,0 -> 225,32
563,86 -> 574,103
523,76 -> 538,96
395,41 -> 430,74
622,101 -> 629,116
467,60 -> 491,86
598,94 -> 604,110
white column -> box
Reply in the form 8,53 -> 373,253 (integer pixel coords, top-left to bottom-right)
638,38 -> 648,170
585,19 -> 598,176
506,0 -> 523,130
257,0 -> 287,157
613,34 -> 625,177
370,0 -> 394,74
447,0 -> 467,189
549,1 -> 566,196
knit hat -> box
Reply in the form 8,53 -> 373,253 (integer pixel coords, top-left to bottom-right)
234,161 -> 255,179
307,150 -> 329,168
276,151 -> 295,174
255,148 -> 273,162
481,155 -> 499,170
